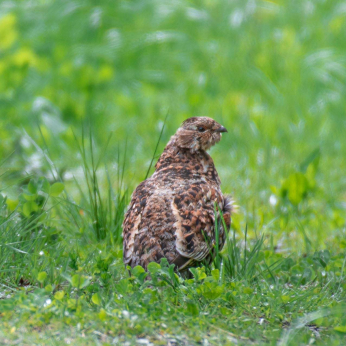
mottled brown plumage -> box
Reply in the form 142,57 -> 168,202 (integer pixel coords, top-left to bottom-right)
122,117 -> 232,274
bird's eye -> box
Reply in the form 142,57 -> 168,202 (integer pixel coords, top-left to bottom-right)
198,126 -> 205,132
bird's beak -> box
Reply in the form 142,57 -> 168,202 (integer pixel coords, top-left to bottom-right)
216,126 -> 228,133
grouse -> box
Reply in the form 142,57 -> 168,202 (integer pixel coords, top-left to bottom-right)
122,117 -> 232,274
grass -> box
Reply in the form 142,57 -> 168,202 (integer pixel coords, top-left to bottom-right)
1,0 -> 346,344
1,133 -> 346,345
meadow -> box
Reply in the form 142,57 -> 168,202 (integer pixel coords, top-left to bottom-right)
0,0 -> 346,344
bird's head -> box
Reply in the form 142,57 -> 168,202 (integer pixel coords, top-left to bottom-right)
174,117 -> 227,151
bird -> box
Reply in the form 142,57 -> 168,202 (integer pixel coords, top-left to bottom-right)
122,116 -> 233,275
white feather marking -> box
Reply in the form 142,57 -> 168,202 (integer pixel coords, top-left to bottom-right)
171,200 -> 188,257
193,244 -> 211,261
201,158 -> 209,173
224,196 -> 236,213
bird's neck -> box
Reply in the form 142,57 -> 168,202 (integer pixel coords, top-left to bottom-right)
153,141 -> 220,184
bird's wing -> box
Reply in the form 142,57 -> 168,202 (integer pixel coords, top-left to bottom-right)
123,179 -> 232,271
171,183 -> 227,269
122,180 -> 155,266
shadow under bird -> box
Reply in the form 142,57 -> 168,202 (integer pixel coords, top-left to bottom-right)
122,116 -> 233,274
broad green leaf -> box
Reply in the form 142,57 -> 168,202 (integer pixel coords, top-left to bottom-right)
99,309 -> 107,321
37,271 -> 47,283
197,282 -> 224,300
289,173 -> 307,205
45,284 -> 53,292
71,274 -> 86,288
143,288 -> 153,294
190,267 -> 207,281
243,287 -> 253,294
23,193 -> 37,201
23,201 -> 38,216
115,279 -> 132,295
132,265 -> 145,278
28,180 -> 37,194
334,326 -> 346,333
6,199 -> 18,211
54,291 -> 65,300
147,262 -> 161,275
92,293 -> 102,305
50,182 -> 65,197
220,307 -> 231,315
281,172 -> 308,205
211,269 -> 220,281
38,177 -> 50,194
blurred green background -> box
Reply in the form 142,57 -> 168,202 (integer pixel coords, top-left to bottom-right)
1,1 -> 346,344
1,0 -> 346,248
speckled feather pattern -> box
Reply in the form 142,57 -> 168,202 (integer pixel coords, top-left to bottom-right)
123,117 -> 232,273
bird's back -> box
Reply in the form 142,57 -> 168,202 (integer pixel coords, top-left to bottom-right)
122,142 -> 231,272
